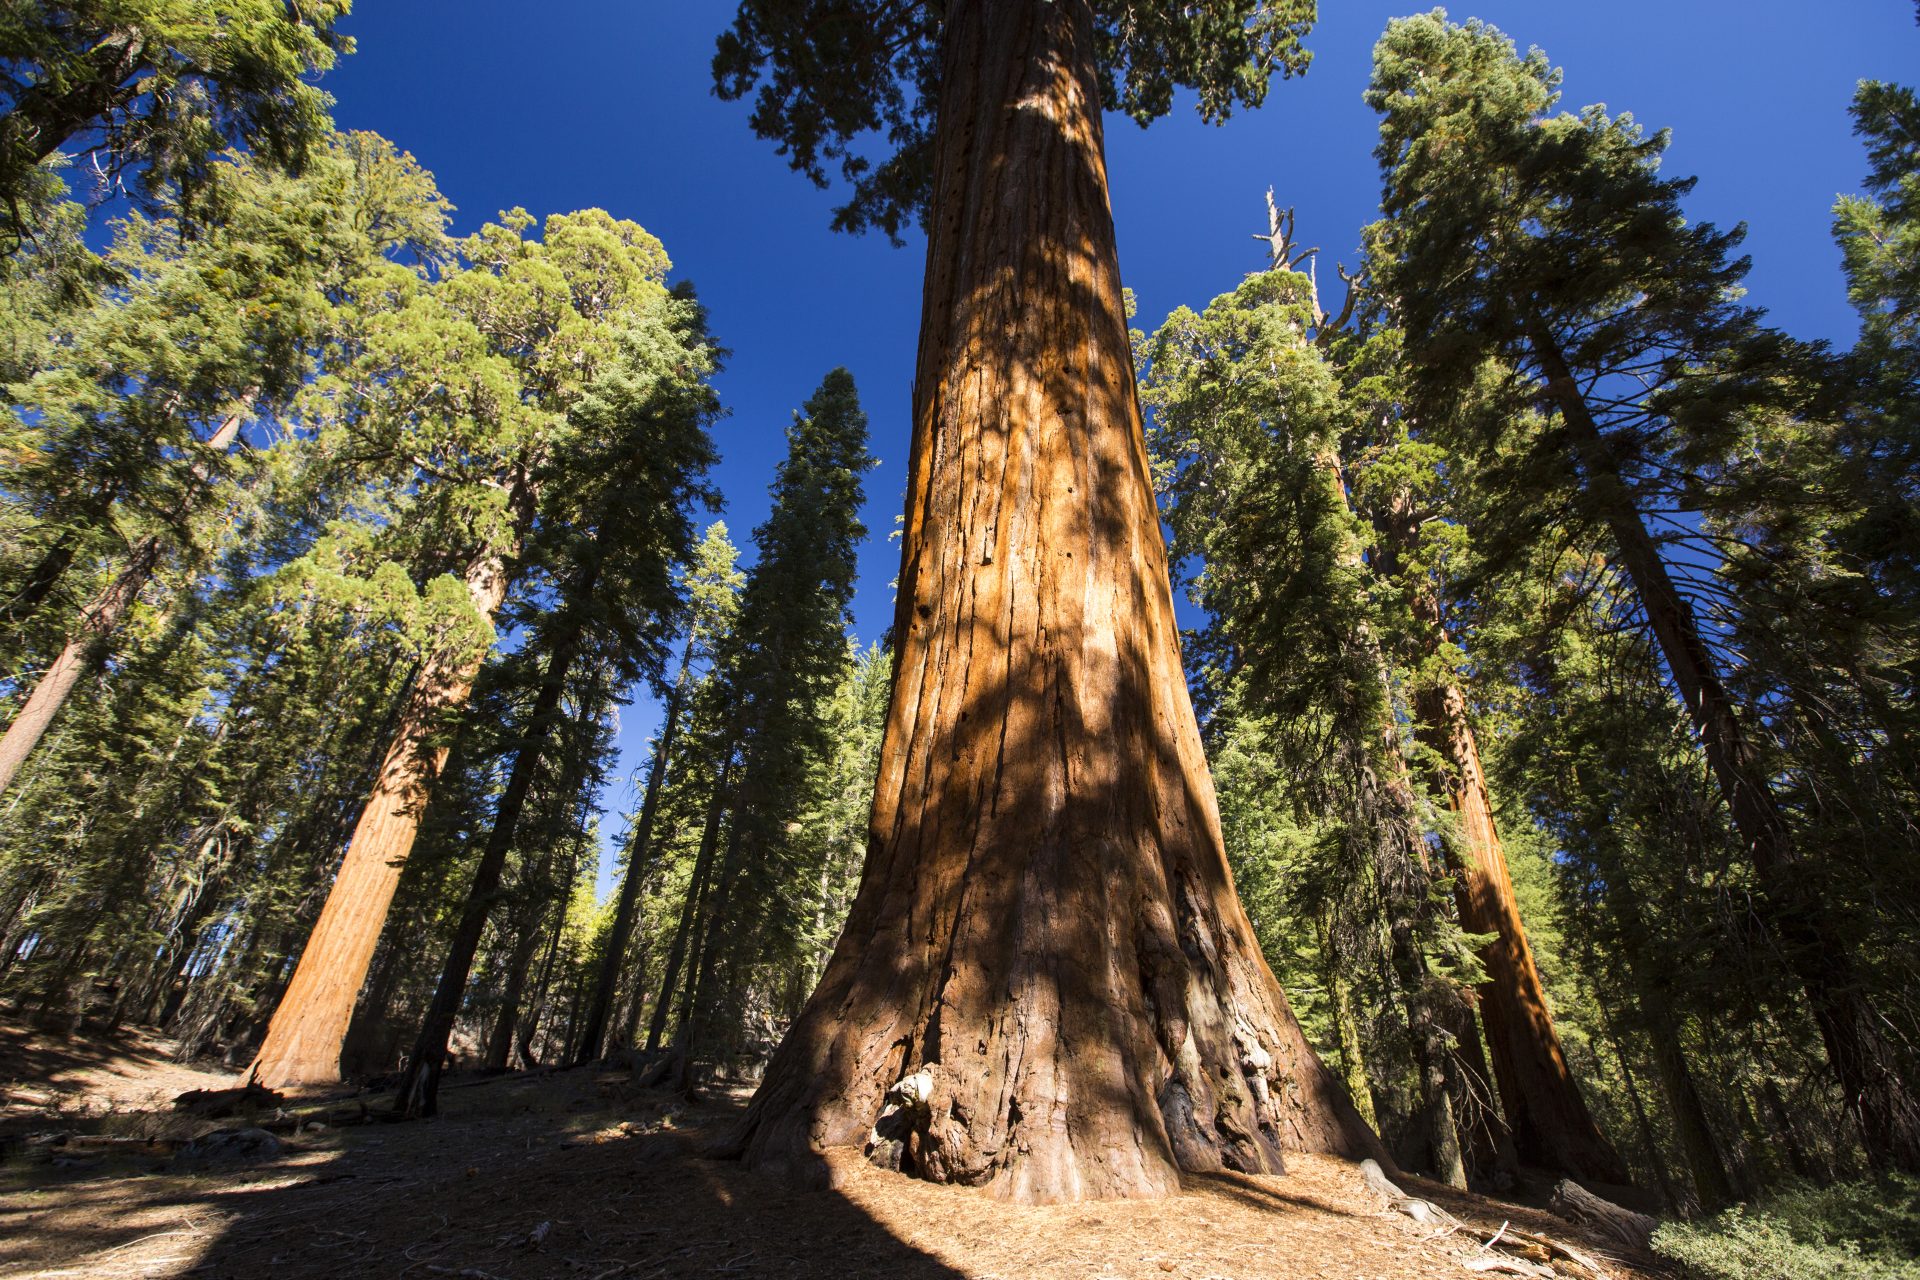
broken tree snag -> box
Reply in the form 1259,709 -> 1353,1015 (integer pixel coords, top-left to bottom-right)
723,0 -> 1384,1204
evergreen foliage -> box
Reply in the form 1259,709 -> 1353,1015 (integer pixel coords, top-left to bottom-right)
712,0 -> 1314,238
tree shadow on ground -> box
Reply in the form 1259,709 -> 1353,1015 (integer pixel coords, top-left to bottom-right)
0,1064 -> 967,1280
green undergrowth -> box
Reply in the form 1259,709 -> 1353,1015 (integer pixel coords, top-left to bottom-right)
1652,1175 -> 1920,1280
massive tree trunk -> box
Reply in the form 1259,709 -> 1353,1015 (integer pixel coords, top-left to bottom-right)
724,0 -> 1381,1203
575,660 -> 688,1063
1532,330 -> 1920,1175
1412,666 -> 1629,1185
245,545 -> 513,1089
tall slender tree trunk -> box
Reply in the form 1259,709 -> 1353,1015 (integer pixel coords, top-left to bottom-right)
1532,330 -> 1920,1174
1413,670 -> 1629,1184
726,0 -> 1381,1202
645,755 -> 731,1055
0,402 -> 249,798
519,881 -> 575,1069
395,623 -> 583,1115
679,797 -> 754,1082
1637,982 -> 1736,1211
485,914 -> 544,1070
1593,1005 -> 1683,1213
245,546 -> 513,1089
575,662 -> 688,1063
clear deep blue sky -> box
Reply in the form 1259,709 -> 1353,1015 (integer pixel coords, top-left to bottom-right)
321,2 -> 1916,885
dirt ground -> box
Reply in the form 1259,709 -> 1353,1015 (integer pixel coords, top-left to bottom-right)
0,1017 -> 1667,1280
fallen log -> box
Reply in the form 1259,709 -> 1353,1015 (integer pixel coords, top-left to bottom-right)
1550,1179 -> 1657,1254
1359,1159 -> 1617,1279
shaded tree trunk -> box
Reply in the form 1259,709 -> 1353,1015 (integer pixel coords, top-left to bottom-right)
395,622 -> 583,1115
1317,912 -> 1377,1130
1640,990 -> 1736,1211
485,915 -> 544,1070
1532,329 -> 1920,1174
1594,1006 -> 1682,1213
245,545 -> 514,1088
575,663 -> 688,1063
644,756 -> 731,1055
725,0 -> 1381,1202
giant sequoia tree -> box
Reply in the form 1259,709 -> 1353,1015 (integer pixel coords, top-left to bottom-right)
247,212 -> 680,1088
712,0 -> 1382,1201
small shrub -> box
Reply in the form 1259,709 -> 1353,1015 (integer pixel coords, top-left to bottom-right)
1652,1176 -> 1920,1280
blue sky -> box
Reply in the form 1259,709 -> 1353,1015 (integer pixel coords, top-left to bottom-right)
320,1 -> 1916,885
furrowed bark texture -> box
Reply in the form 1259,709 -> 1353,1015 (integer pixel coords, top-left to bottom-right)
727,0 -> 1382,1203
247,549 -> 511,1089
1414,672 -> 1629,1186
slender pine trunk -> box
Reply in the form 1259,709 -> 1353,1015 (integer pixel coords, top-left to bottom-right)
575,659 -> 689,1063
644,755 -> 730,1055
1532,328 -> 1920,1173
394,623 -> 583,1115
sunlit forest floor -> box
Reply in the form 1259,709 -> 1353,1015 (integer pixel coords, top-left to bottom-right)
0,1016 -> 1661,1280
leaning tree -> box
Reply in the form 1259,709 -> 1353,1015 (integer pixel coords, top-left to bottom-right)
710,0 -> 1384,1203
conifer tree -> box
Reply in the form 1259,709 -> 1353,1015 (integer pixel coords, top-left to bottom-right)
715,0 -> 1382,1201
576,518 -> 743,1064
0,2 -> 351,245
0,132 -> 446,797
1366,11 -> 1920,1172
247,211 -> 682,1088
393,291 -> 722,1114
674,369 -> 872,1079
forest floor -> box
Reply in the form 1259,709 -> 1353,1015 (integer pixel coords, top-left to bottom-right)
0,1016 -> 1668,1280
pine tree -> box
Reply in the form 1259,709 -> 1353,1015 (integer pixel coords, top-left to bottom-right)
715,0 -> 1381,1202
1367,11 -> 1920,1173
0,2 -> 350,245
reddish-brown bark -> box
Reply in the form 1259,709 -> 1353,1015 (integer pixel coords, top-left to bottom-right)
1413,672 -> 1630,1186
0,404 -> 248,798
724,0 -> 1382,1203
246,547 -> 512,1089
